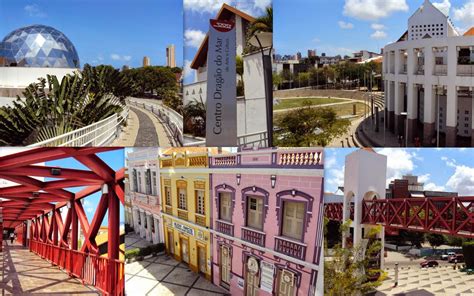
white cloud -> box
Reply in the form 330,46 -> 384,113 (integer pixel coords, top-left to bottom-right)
183,0 -> 228,13
371,23 -> 386,30
312,38 -> 321,43
24,4 -> 46,17
253,0 -> 271,11
446,164 -> 474,195
324,154 -> 337,170
185,29 -> 206,49
338,21 -> 354,29
327,166 -> 345,190
371,30 -> 387,39
377,148 -> 416,184
110,54 -> 132,62
343,0 -> 409,20
433,0 -> 451,16
183,59 -> 195,81
453,0 -> 474,29
418,173 -> 446,191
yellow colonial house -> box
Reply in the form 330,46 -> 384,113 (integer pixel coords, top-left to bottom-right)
159,148 -> 212,280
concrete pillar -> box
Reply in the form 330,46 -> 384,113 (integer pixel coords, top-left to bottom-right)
389,81 -> 395,131
471,89 -> 474,147
139,211 -> 146,238
153,217 -> 160,244
394,82 -> 405,136
446,84 -> 457,147
407,83 -> 418,145
146,214 -> 153,242
423,85 -> 436,146
133,209 -> 139,234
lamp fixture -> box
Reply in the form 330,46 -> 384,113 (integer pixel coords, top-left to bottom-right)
271,175 -> 277,188
236,174 -> 241,186
102,184 -> 109,194
50,168 -> 61,176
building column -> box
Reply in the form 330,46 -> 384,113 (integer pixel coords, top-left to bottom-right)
133,209 -> 139,234
407,83 -> 418,145
139,210 -> 146,238
423,84 -> 436,146
153,217 -> 160,244
394,82 -> 404,137
389,81 -> 395,131
146,214 -> 153,242
445,84 -> 457,147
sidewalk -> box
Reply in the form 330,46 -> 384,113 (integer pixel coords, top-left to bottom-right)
0,241 -> 98,295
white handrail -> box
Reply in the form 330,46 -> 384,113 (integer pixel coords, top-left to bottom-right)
128,99 -> 183,146
28,105 -> 129,147
183,130 -> 268,147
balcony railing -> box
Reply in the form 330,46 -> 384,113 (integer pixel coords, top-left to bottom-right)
277,150 -> 323,167
213,156 -> 237,166
415,64 -> 424,75
399,64 -> 407,74
434,64 -> 447,75
165,205 -> 172,215
215,220 -> 234,236
187,155 -> 207,167
195,213 -> 206,227
457,64 -> 474,76
177,209 -> 188,221
274,236 -> 307,260
241,227 -> 266,247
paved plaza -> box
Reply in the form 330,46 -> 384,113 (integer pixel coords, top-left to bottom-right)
125,253 -> 229,296
376,264 -> 474,296
125,232 -> 154,249
0,241 -> 98,295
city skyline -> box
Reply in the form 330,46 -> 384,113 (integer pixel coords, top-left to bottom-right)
274,0 -> 474,58
0,0 -> 183,69
325,148 -> 474,196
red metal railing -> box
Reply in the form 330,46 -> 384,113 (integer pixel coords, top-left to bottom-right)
324,197 -> 474,238
30,240 -> 124,295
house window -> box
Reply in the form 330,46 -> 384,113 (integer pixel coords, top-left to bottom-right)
196,190 -> 205,215
132,169 -> 138,192
152,171 -> 157,196
246,196 -> 263,230
137,172 -> 142,193
178,188 -> 187,210
145,169 -> 152,195
282,201 -> 305,240
165,186 -> 172,206
219,192 -> 232,222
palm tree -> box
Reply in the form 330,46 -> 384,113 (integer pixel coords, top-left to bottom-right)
183,96 -> 206,137
0,69 -> 125,146
248,6 -> 273,37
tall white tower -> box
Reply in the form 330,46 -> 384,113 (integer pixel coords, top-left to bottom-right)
343,149 -> 387,268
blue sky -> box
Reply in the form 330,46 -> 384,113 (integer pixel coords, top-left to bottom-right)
0,0 -> 183,69
325,148 -> 474,196
274,0 -> 474,58
183,0 -> 271,84
46,149 -> 125,226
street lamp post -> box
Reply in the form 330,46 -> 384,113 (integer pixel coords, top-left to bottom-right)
249,32 -> 273,147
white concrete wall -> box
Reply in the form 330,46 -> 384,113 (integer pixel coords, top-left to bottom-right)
0,67 -> 78,88
408,0 -> 450,41
183,80 -> 206,106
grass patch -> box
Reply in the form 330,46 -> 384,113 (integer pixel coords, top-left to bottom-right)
274,102 -> 367,121
274,97 -> 347,110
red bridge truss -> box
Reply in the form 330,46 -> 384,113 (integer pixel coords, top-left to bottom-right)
325,196 -> 474,238
0,147 -> 125,295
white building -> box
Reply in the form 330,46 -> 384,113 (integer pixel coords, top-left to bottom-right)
126,148 -> 163,245
183,4 -> 268,140
383,0 -> 474,146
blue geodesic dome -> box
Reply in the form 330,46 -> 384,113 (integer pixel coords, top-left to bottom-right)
0,24 -> 80,68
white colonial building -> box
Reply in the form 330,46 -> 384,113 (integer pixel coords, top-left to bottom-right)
126,148 -> 164,244
183,4 -> 269,142
383,0 -> 474,146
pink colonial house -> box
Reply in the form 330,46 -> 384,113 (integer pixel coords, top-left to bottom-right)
210,148 -> 324,296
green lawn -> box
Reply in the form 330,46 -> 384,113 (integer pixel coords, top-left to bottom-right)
274,97 -> 347,110
274,102 -> 367,122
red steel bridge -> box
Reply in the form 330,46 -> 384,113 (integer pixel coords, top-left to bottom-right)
0,147 -> 125,295
325,196 -> 474,238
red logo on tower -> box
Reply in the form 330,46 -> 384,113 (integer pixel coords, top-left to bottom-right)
210,19 -> 235,32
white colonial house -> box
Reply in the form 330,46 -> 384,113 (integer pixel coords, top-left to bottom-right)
126,148 -> 164,244
383,0 -> 474,146
183,4 -> 269,143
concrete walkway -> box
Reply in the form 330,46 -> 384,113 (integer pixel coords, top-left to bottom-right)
125,232 -> 154,250
0,241 -> 98,295
112,103 -> 174,147
125,253 -> 229,296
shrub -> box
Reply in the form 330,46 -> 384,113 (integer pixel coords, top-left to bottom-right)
125,248 -> 140,259
462,241 -> 474,269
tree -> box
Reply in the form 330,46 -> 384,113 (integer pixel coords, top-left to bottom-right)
236,55 -> 244,96
272,72 -> 283,89
398,230 -> 425,248
245,6 -> 272,54
0,72 -> 123,145
462,241 -> 474,269
183,96 -> 206,137
426,233 -> 446,249
324,219 -> 386,295
444,235 -> 464,247
274,101 -> 350,146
